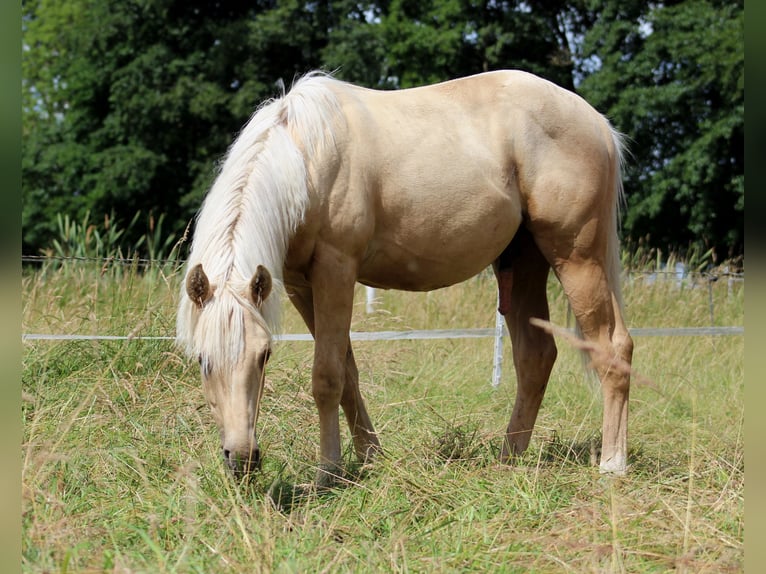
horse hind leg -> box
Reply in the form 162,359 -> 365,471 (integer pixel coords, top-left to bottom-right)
538,237 -> 633,475
494,227 -> 558,463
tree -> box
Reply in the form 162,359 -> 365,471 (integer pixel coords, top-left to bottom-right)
23,0 -> 744,259
22,0 -> 581,254
380,0 -> 580,89
576,0 -> 744,260
22,0 -> 358,254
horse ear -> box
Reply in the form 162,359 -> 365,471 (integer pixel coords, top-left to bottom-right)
186,263 -> 213,309
250,265 -> 272,308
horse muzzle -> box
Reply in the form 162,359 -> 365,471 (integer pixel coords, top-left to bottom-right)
223,446 -> 261,476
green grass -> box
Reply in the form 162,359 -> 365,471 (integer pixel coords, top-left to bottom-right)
22,263 -> 744,573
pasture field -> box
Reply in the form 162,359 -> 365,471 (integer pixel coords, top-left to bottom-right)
22,263 -> 743,573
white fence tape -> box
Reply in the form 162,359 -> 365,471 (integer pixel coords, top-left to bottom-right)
21,325 -> 743,343
21,324 -> 744,388
22,266 -> 743,389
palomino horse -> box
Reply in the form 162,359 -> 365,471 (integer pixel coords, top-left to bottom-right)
176,70 -> 633,483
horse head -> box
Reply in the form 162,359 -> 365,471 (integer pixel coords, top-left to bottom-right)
185,263 -> 273,477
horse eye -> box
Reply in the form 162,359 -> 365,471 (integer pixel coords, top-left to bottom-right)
198,355 -> 212,376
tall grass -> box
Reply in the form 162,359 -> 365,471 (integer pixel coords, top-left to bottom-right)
22,262 -> 743,573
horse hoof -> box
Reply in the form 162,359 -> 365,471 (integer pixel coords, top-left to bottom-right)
599,454 -> 627,476
315,464 -> 345,489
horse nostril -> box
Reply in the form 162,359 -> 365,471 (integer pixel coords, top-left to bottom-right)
222,447 -> 261,474
223,448 -> 235,472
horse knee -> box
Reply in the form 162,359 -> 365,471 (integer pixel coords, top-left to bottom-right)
312,362 -> 345,406
599,329 -> 632,394
313,380 -> 342,405
614,329 -> 634,363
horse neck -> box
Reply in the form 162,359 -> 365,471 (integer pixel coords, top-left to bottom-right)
199,128 -> 311,268
187,74 -> 344,323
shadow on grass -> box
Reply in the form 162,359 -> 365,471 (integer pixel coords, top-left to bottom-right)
538,431 -> 603,467
237,457 -> 375,514
538,431 -> 659,475
422,422 -> 599,471
230,427 -> 664,514
255,423 -> 495,513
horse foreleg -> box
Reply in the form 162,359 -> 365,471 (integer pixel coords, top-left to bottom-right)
341,344 -> 381,463
308,245 -> 358,486
494,229 -> 557,462
288,283 -> 380,473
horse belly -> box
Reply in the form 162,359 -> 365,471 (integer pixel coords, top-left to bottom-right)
359,188 -> 521,291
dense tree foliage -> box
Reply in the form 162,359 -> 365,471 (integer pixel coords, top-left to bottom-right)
22,0 -> 744,260
576,0 -> 744,259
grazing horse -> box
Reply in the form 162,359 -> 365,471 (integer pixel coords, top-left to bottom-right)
176,70 -> 633,483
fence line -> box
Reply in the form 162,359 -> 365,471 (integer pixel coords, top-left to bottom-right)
21,254 -> 183,268
23,254 -> 744,387
22,326 -> 744,343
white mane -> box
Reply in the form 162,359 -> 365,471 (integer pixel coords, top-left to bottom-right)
176,72 -> 343,370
